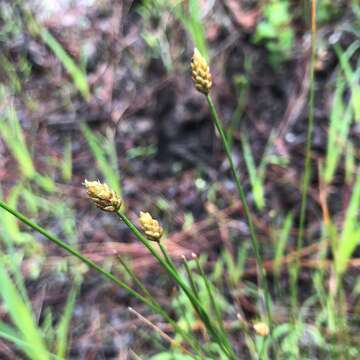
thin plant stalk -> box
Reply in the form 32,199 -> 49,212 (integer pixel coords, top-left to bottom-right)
0,199 -> 199,350
128,307 -> 184,352
117,256 -> 154,302
0,200 -> 148,301
182,256 -> 200,300
194,255 -> 227,339
294,0 -> 317,309
158,241 -> 177,272
206,95 -> 273,330
71,178 -> 236,355
117,255 -> 204,355
117,211 -> 238,359
0,199 -> 203,357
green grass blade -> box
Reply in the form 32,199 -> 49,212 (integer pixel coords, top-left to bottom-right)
80,122 -> 121,196
241,133 -> 265,210
193,256 -> 229,347
345,142 -> 355,184
0,98 -> 54,192
274,213 -> 293,280
33,173 -> 56,193
0,197 -> 204,355
61,136 -> 73,182
0,199 -> 151,305
335,170 -> 360,274
117,256 -> 203,355
0,323 -> 61,360
36,26 -> 89,100
117,212 -> 236,359
0,186 -> 23,245
323,78 -> 352,183
56,283 -> 79,358
0,185 -> 36,308
117,256 -> 154,301
0,53 -> 22,92
174,0 -> 208,60
334,42 -> 360,121
0,259 -> 50,360
206,95 -> 273,335
182,256 -> 199,300
0,103 -> 35,179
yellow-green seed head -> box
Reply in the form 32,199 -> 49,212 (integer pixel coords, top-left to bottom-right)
139,211 -> 163,242
191,48 -> 212,95
83,179 -> 122,212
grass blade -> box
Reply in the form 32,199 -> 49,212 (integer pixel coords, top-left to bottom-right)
80,122 -> 121,197
0,102 -> 35,179
335,170 -> 360,275
56,283 -> 79,358
0,259 -> 50,360
323,78 -> 353,183
241,133 -> 265,210
61,136 -> 73,182
175,0 -> 208,60
274,213 -> 293,280
26,14 -> 90,101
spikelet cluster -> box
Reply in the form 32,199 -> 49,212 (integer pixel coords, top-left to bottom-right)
84,180 -> 122,212
253,322 -> 269,337
191,48 -> 212,95
139,211 -> 163,242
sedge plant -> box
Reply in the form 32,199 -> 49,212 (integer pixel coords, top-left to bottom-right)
0,11 -> 326,355
0,44 -> 276,359
2,1 -> 360,357
0,176 -> 240,358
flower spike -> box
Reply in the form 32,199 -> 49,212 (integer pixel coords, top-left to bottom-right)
191,48 -> 212,95
139,211 -> 163,242
84,180 -> 122,212
253,322 -> 269,337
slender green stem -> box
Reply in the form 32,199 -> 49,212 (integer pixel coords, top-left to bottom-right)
206,95 -> 273,330
0,192 -> 235,356
117,256 -> 204,356
0,199 -> 202,357
294,0 -> 317,309
160,245 -> 236,358
159,245 -> 236,358
182,256 -> 200,300
194,256 -> 227,339
117,212 -> 237,359
158,242 -> 177,272
117,256 -> 155,303
0,200 -> 150,307
118,213 -> 203,312
117,212 -> 183,284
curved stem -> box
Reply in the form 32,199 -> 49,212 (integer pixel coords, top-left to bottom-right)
0,200 -> 150,305
0,199 -> 202,356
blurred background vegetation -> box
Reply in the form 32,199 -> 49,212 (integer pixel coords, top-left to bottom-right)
0,0 -> 360,358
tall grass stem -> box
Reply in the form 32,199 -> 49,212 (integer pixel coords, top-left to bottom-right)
0,200 -> 160,312
294,0 -> 317,308
0,199 -> 204,356
206,95 -> 273,330
117,211 -> 237,359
